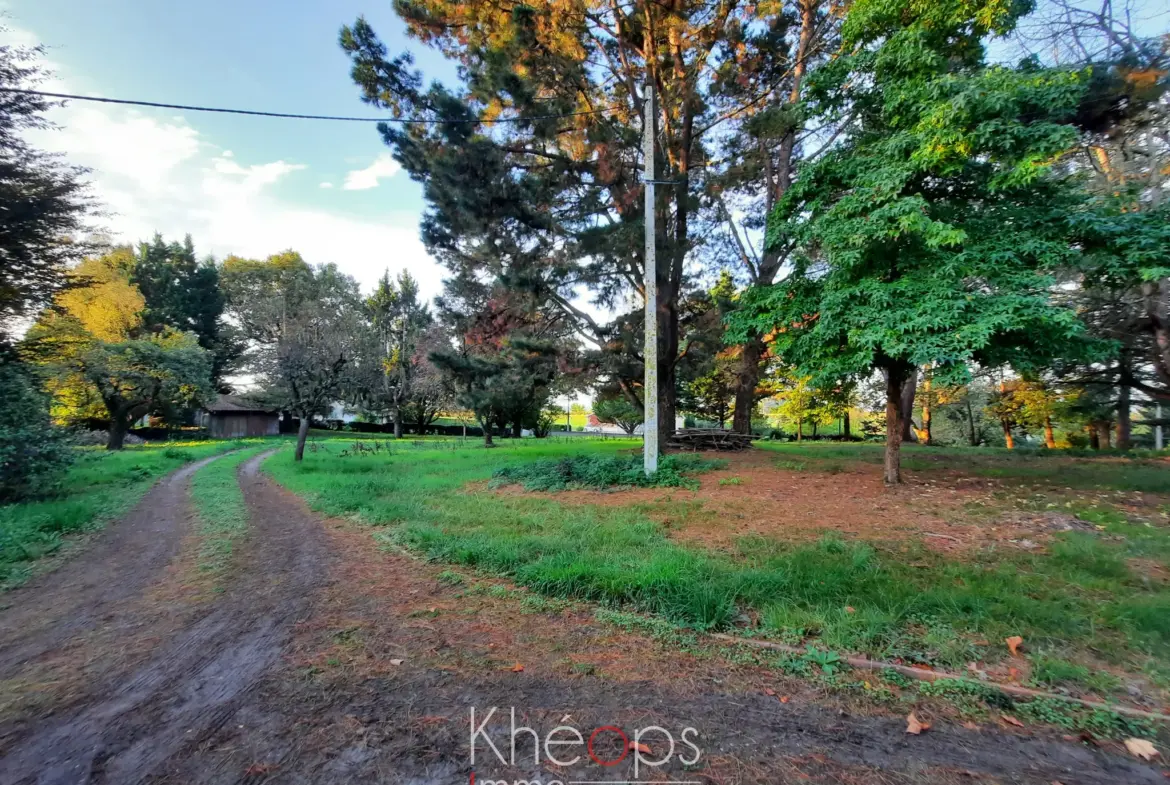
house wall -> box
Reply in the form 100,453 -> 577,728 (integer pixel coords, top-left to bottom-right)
209,413 -> 279,439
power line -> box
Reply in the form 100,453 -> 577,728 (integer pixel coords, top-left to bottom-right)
0,87 -> 618,125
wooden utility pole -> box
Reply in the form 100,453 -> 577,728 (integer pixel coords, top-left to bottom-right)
642,79 -> 659,475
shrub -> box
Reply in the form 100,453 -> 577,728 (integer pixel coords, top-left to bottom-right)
0,359 -> 75,502
490,454 -> 725,491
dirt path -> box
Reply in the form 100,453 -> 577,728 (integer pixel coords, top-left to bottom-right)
0,450 -> 329,785
0,452 -> 1163,784
0,453 -> 225,677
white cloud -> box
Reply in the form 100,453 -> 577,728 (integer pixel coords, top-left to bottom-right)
342,153 -> 401,190
318,181 -> 334,189
6,26 -> 442,301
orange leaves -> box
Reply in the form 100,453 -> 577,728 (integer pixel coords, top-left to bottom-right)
510,663 -> 525,672
1005,635 -> 1024,656
905,712 -> 930,735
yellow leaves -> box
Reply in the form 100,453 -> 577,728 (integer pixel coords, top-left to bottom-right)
57,252 -> 145,342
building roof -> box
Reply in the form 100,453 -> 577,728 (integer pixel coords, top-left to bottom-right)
204,395 -> 279,414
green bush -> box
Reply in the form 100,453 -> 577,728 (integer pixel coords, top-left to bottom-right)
0,359 -> 75,502
490,453 -> 724,491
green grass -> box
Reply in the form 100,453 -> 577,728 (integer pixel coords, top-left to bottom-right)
263,439 -> 1170,696
0,439 -> 253,587
189,445 -> 272,578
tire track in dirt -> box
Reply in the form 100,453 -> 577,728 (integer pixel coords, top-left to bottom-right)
0,449 -> 329,785
0,453 -> 226,677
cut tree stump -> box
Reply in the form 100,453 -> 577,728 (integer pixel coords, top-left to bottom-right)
667,428 -> 757,452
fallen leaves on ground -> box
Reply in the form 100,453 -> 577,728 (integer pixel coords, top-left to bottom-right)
1001,715 -> 1024,727
1005,636 -> 1024,656
1123,738 -> 1159,761
630,741 -> 652,754
510,663 -> 525,672
764,687 -> 776,696
905,713 -> 930,735
389,658 -> 404,666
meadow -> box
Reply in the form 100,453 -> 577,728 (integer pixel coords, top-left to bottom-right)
264,437 -> 1170,708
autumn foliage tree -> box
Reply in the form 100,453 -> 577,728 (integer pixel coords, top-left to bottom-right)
340,1 -> 852,445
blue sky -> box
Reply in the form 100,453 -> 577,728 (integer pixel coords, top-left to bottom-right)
3,0 -> 457,298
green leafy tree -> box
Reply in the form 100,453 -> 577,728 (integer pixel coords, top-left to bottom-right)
26,250 -> 215,448
75,333 -> 212,450
227,258 -> 364,460
731,0 -> 1091,482
132,233 -> 240,388
0,43 -> 92,342
593,393 -> 644,435
398,324 -> 456,435
768,371 -> 839,441
431,336 -> 559,447
679,354 -> 739,428
0,351 -> 74,501
358,270 -> 433,437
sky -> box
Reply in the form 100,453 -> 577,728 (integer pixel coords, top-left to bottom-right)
2,0 -> 458,301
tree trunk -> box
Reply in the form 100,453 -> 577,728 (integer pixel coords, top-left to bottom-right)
1089,426 -> 1100,450
482,416 -> 494,448
1001,419 -> 1015,450
920,368 -> 932,445
811,420 -> 818,438
900,370 -> 918,443
966,398 -> 978,446
294,416 -> 310,461
884,364 -> 910,484
843,411 -> 851,439
731,337 -> 764,434
1095,420 -> 1112,449
511,419 -> 522,439
393,405 -> 403,438
107,415 -> 129,451
1116,383 -> 1132,450
1044,416 -> 1056,449
796,416 -> 802,442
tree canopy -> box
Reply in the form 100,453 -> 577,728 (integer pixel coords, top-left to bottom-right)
729,0 -> 1097,481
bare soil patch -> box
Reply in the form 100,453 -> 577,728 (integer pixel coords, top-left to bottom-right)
493,450 -> 1160,555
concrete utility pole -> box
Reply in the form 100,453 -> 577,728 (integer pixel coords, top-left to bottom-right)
1158,402 -> 1165,450
642,79 -> 659,476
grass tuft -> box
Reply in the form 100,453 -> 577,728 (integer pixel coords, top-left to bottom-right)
490,453 -> 724,491
190,447 -> 267,578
